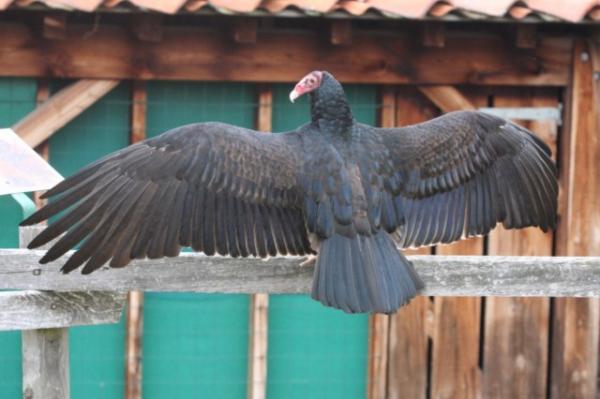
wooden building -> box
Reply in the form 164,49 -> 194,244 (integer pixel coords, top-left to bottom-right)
0,1 -> 599,398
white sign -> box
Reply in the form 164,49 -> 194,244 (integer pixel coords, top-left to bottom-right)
0,128 -> 63,196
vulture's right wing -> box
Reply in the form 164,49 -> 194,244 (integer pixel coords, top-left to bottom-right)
377,110 -> 558,248
22,122 -> 313,274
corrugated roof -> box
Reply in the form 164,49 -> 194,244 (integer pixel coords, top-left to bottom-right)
2,0 -> 599,22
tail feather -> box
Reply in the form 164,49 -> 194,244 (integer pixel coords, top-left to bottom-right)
311,230 -> 423,314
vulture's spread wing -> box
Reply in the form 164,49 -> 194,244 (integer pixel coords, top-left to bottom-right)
377,110 -> 557,248
21,123 -> 312,274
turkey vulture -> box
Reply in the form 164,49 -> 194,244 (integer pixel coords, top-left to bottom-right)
22,71 -> 557,314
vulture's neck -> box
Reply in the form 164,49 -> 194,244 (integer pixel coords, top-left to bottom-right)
310,79 -> 354,137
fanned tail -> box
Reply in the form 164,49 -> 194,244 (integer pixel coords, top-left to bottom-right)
311,230 -> 423,314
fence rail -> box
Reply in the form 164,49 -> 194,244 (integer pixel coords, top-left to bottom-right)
1,249 -> 600,297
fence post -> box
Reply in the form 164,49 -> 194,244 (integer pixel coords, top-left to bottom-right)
20,226 -> 70,399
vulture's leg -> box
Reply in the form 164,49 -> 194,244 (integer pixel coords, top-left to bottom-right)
300,233 -> 320,267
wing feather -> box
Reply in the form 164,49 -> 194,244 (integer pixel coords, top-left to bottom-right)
377,110 -> 557,248
23,122 -> 313,272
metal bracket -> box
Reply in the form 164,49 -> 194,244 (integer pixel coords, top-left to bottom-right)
479,105 -> 562,126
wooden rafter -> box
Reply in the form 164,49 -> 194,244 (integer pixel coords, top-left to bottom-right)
0,23 -> 570,86
418,86 -> 475,112
12,79 -> 119,148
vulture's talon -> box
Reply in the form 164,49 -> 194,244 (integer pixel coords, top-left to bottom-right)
299,255 -> 316,268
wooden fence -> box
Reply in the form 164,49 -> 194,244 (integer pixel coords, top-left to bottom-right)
2,225 -> 600,398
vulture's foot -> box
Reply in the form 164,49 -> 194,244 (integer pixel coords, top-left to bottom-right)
299,255 -> 317,268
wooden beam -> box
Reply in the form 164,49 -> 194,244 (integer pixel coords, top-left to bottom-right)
231,18 -> 258,44
387,89 -> 436,399
429,85 -> 487,399
0,290 -> 125,331
247,85 -> 272,399
551,38 -> 600,399
247,294 -> 268,399
130,14 -> 163,43
125,81 -> 147,399
22,328 -> 69,399
515,24 -> 537,49
130,81 -> 147,144
42,14 -> 67,41
418,86 -> 475,111
3,251 -> 600,295
367,87 -> 395,399
330,20 -> 352,46
483,88 -> 556,399
20,225 -> 69,399
12,79 -> 119,148
0,23 -> 570,86
422,22 -> 445,48
125,291 -> 143,399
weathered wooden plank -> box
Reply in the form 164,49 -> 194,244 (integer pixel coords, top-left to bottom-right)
430,289 -> 481,399
125,290 -> 144,399
367,87 -> 395,399
387,88 -> 436,399
20,226 -> 69,399
22,328 -> 69,399
247,293 -> 268,399
428,88 -> 489,399
12,79 -> 120,148
551,38 -> 600,399
0,22 -> 570,85
247,85 -> 272,399
126,80 -> 147,399
483,87 -> 555,399
2,250 -> 600,295
0,290 -> 126,331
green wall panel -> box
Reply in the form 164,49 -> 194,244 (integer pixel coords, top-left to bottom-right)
267,84 -> 376,399
0,78 -> 37,398
142,81 -> 254,399
49,82 -> 130,398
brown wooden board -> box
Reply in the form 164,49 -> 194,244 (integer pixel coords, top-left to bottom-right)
0,22 -> 570,85
551,38 -> 600,399
483,87 -> 556,399
387,87 -> 437,399
429,87 -> 488,399
367,87 -> 395,399
126,81 -> 147,399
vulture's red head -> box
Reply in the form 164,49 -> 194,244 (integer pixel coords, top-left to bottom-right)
289,71 -> 324,103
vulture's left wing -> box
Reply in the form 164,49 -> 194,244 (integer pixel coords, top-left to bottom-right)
22,123 -> 313,274
376,110 -> 557,248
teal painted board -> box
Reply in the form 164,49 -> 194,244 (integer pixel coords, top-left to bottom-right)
69,315 -> 126,399
143,293 -> 250,398
48,81 -> 130,398
268,296 -> 369,399
267,84 -> 376,399
143,81 -> 254,399
0,78 -> 37,398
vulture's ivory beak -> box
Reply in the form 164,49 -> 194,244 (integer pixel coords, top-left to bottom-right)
289,89 -> 300,103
